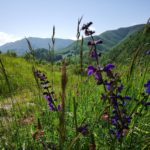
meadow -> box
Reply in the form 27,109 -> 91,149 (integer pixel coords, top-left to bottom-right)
0,21 -> 150,150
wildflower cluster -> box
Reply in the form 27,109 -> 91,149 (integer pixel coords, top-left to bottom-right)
89,63 -> 132,139
82,21 -> 150,141
81,22 -> 133,140
34,69 -> 61,111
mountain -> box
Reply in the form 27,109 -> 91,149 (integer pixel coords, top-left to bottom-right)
58,24 -> 145,56
0,37 -> 74,55
97,24 -> 144,50
101,23 -> 150,64
0,24 -> 145,58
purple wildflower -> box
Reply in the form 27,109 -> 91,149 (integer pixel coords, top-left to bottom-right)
95,72 -> 100,80
145,87 -> 150,94
95,70 -> 103,83
87,65 -> 96,75
83,21 -> 132,141
104,64 -> 115,71
111,117 -> 118,125
123,96 -> 131,100
107,84 -> 111,90
123,116 -> 131,124
48,102 -> 55,111
34,69 -> 59,111
103,64 -> 115,78
144,102 -> 150,106
45,95 -> 53,103
109,91 -> 132,140
85,29 -> 95,36
144,80 -> 150,87
89,49 -> 98,58
142,101 -> 150,106
81,22 -> 93,30
104,81 -> 112,90
146,49 -> 150,55
116,130 -> 122,139
144,80 -> 150,94
77,124 -> 89,136
117,84 -> 124,93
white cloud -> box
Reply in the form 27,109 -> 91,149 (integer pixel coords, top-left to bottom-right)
0,32 -> 22,46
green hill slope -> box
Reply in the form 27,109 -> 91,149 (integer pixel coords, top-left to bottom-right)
58,24 -> 144,57
101,23 -> 150,64
0,54 -> 59,97
99,24 -> 144,50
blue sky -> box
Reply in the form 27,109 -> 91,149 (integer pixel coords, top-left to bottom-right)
0,0 -> 149,45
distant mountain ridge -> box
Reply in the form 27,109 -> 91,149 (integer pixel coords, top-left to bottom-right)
0,37 -> 74,55
58,24 -> 145,56
0,24 -> 145,56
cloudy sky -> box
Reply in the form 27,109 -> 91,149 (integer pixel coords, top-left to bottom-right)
0,0 -> 149,45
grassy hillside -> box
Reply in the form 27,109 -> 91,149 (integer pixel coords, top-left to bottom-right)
0,54 -> 34,97
0,23 -> 150,150
58,24 -> 144,57
99,24 -> 144,50
101,23 -> 150,64
0,45 -> 150,149
0,54 -> 62,98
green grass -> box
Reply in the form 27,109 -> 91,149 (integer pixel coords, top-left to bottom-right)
0,49 -> 150,150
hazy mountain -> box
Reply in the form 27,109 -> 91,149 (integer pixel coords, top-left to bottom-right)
0,37 -> 74,55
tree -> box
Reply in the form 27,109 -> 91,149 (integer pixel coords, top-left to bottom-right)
6,50 -> 17,57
